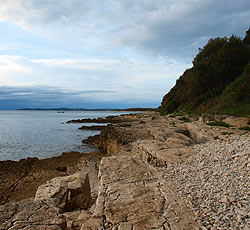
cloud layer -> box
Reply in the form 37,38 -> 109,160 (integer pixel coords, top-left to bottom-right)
0,0 -> 249,108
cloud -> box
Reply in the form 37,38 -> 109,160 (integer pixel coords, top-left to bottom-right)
1,0 -> 249,59
0,0 -> 102,28
0,85 -> 116,108
0,85 -> 159,109
32,58 -> 120,70
0,55 -> 32,80
110,0 -> 250,58
0,0 -> 249,109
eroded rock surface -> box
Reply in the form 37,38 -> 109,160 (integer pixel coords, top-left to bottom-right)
1,112 -> 249,230
132,140 -> 196,166
86,155 -> 198,230
0,151 -> 88,205
0,199 -> 67,230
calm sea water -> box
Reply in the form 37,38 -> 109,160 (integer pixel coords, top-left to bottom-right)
0,110 -> 131,161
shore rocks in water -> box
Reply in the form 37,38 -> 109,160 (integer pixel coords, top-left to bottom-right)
78,125 -> 106,130
0,151 -> 86,205
66,116 -> 126,124
0,199 -> 67,230
82,134 -> 100,147
35,172 -> 91,212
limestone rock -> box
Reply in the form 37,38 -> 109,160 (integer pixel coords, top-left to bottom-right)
92,155 -> 198,229
80,217 -> 103,230
222,116 -> 249,128
77,158 -> 100,201
35,172 -> 91,211
97,123 -> 150,154
165,132 -> 193,147
132,140 -> 196,166
184,122 -> 214,143
0,199 -> 67,230
63,210 -> 92,230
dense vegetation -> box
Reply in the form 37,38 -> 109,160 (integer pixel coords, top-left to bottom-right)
160,28 -> 250,116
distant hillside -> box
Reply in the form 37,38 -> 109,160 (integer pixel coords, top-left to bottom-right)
18,108 -> 154,112
160,28 -> 250,116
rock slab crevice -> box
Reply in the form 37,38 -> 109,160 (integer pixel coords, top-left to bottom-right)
0,199 -> 67,230
83,155 -> 199,230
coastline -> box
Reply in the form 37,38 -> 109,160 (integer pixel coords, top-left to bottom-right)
0,113 -> 135,205
0,112 -> 249,229
0,150 -> 103,205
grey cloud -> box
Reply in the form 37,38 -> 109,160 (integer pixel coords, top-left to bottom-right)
0,0 -> 102,26
1,0 -> 250,60
111,0 -> 250,59
0,86 -> 157,109
0,86 -> 115,101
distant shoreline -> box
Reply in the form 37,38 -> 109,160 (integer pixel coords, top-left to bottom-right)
17,108 -> 155,112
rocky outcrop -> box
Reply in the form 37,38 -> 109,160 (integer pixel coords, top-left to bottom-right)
0,151 -> 87,205
84,155 -> 198,230
0,199 -> 67,230
1,112 -> 249,230
0,154 -> 101,230
35,172 -> 91,212
66,115 -> 134,124
184,122 -> 214,143
132,140 -> 196,166
78,125 -> 106,130
97,124 -> 150,154
222,116 -> 249,128
82,134 -> 100,147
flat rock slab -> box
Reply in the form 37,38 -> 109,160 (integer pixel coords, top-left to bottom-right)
132,140 -> 196,166
88,155 -> 198,230
0,199 -> 66,230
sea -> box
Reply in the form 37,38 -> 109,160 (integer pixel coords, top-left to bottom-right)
0,110 -> 132,161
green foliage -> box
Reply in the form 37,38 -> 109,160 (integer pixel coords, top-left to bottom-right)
160,27 -> 250,116
239,126 -> 250,131
193,36 -> 250,97
178,116 -> 191,122
207,121 -> 231,128
243,28 -> 250,45
214,63 -> 250,116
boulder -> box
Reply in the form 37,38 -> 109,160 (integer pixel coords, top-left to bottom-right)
35,172 -> 91,211
0,199 -> 67,230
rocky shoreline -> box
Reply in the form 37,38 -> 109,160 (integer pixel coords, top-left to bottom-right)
0,112 -> 249,229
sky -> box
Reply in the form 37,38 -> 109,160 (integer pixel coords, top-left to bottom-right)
0,0 -> 250,109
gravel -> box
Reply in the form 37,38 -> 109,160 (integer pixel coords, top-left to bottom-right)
160,134 -> 250,230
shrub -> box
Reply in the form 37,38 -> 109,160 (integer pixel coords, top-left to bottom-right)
207,121 -> 231,128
